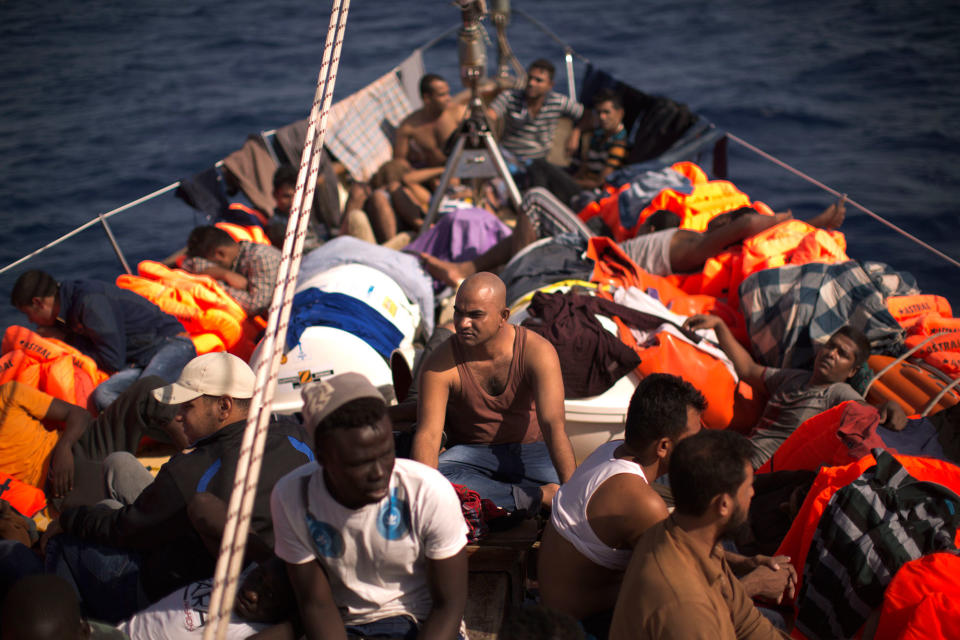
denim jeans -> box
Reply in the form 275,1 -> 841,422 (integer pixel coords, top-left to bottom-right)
45,534 -> 148,623
0,540 -> 43,604
93,335 -> 196,410
438,442 -> 560,512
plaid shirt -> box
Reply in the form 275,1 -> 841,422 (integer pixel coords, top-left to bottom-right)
183,241 -> 280,316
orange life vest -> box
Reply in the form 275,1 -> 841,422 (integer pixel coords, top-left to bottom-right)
0,326 -> 107,408
215,220 -> 271,245
0,471 -> 46,518
874,553 -> 960,640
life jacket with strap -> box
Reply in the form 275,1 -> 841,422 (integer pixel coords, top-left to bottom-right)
0,471 -> 46,518
887,294 -> 952,327
0,326 -> 107,408
130,261 -> 259,359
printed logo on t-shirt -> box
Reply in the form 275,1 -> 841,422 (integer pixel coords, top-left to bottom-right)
305,512 -> 345,558
377,487 -> 411,540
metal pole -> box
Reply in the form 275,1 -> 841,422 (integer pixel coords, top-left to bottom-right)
564,48 -> 576,101
97,214 -> 133,275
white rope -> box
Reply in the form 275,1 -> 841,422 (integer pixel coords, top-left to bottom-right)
725,133 -> 960,271
201,1 -> 350,638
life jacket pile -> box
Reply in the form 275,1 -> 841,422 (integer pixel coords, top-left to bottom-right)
0,325 -> 108,409
116,261 -> 261,360
886,294 -> 960,377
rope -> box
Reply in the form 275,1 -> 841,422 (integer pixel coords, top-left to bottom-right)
725,133 -> 960,271
0,181 -> 181,277
863,333 -> 939,395
200,0 -> 350,637
922,376 -> 960,416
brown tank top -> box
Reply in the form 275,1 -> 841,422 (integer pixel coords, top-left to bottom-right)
447,325 -> 543,446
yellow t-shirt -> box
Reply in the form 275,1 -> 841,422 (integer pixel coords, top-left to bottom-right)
0,381 -> 59,487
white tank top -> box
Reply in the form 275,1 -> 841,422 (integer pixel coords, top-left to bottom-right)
549,440 -> 648,570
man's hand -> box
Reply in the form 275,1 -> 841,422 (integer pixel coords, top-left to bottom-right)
878,401 -> 908,431
739,555 -> 797,603
682,314 -> 723,332
49,443 -> 75,498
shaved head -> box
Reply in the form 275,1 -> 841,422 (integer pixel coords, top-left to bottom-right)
458,272 -> 507,308
453,272 -> 509,348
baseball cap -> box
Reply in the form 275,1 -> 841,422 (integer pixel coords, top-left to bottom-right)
301,372 -> 384,428
152,352 -> 256,405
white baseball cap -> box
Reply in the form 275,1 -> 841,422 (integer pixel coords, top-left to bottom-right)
152,352 -> 256,405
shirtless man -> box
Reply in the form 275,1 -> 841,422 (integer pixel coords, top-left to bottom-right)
419,199 -> 847,287
411,272 -> 577,513
394,74 -> 468,168
539,374 -> 796,639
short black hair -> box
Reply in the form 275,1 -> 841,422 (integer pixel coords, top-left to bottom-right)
643,210 -> 682,232
592,88 -> 623,111
832,325 -> 871,369
419,73 -> 446,97
314,396 -> 388,440
273,165 -> 298,191
186,226 -> 236,258
528,58 -> 555,80
10,270 -> 58,308
624,374 -> 706,449
670,430 -> 754,517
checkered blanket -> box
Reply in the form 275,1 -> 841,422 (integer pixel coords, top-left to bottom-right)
739,260 -> 904,369
325,69 -> 413,182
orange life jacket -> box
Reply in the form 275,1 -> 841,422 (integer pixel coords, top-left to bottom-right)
0,471 -> 46,518
887,294 -> 952,325
215,220 -> 271,245
776,454 -> 960,608
874,553 -> 960,640
0,326 -> 107,408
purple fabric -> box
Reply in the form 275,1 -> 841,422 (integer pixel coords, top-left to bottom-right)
406,207 -> 512,291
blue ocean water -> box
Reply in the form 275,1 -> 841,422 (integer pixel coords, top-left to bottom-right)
1,0 -> 958,332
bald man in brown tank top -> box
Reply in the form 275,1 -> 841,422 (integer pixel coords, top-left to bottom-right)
411,272 -> 576,513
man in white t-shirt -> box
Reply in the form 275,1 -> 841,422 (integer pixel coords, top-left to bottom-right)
271,372 -> 469,639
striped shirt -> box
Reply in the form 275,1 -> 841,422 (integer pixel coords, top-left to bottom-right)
581,126 -> 629,176
182,240 -> 281,317
490,89 -> 584,161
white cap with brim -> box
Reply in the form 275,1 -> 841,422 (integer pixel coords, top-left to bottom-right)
152,352 -> 256,405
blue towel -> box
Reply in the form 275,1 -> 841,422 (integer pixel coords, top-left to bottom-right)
288,289 -> 404,359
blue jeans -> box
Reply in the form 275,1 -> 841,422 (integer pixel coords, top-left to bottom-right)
45,534 -> 148,623
0,540 -> 43,604
93,335 -> 196,410
438,442 -> 560,512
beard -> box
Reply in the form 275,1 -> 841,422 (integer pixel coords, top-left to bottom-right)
721,501 -> 749,539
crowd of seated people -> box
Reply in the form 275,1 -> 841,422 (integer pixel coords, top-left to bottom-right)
2,54 -> 959,640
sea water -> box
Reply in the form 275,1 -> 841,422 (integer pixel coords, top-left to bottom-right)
1,0 -> 958,331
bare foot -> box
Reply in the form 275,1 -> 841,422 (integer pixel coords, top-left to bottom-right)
808,200 -> 846,230
539,483 -> 560,512
419,252 -> 472,288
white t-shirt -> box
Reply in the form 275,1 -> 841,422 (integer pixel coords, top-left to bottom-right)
271,458 -> 468,625
118,570 -> 266,640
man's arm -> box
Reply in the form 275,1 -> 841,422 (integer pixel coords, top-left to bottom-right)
286,560 -> 347,640
394,120 -> 413,161
682,315 -> 765,388
418,549 -> 468,640
526,333 -> 576,483
77,293 -> 126,373
197,264 -> 249,290
411,348 -> 453,469
58,464 -> 186,549
45,397 -> 93,498
587,475 -> 669,549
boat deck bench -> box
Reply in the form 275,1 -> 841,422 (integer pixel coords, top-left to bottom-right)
464,518 -> 541,639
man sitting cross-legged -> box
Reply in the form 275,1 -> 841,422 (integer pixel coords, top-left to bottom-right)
539,374 -> 796,639
411,272 -> 577,514
271,372 -> 469,640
